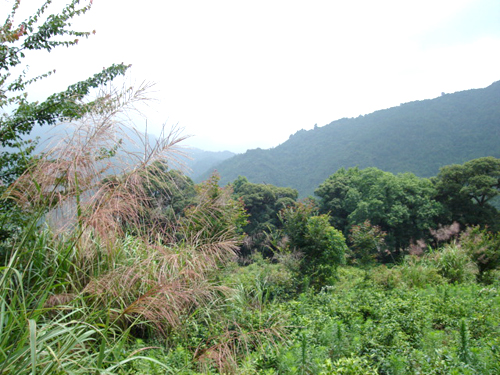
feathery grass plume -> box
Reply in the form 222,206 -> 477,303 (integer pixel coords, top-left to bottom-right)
7,79 -> 191,242
83,180 -> 245,337
430,222 -> 460,243
2,74 -> 272,372
0,79 -> 192,372
6,81 -> 153,210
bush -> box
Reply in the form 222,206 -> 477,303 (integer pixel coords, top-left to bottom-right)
459,226 -> 500,278
281,203 -> 347,288
229,252 -> 297,303
433,244 -> 478,284
369,259 -> 445,289
348,220 -> 387,268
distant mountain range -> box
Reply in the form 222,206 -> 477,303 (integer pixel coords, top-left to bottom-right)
14,123 -> 236,182
181,148 -> 236,180
199,81 -> 500,196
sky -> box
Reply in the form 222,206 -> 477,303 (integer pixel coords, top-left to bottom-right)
4,0 -> 500,153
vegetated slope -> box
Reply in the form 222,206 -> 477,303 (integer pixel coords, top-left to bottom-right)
184,148 -> 235,181
203,81 -> 500,196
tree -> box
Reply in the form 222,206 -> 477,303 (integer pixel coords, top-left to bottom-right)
434,157 -> 500,229
0,0 -> 130,185
280,202 -> 347,287
140,161 -> 196,221
315,167 -> 442,257
232,176 -> 298,236
348,220 -> 387,267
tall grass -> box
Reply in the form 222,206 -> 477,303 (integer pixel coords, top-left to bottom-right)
0,81 -> 250,373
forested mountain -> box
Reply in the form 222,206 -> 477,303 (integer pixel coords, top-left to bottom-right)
202,81 -> 500,196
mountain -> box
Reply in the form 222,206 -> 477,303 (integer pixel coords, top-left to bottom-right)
11,124 -> 235,182
182,148 -> 236,181
201,81 -> 500,196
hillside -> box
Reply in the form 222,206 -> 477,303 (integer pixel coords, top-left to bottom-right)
182,148 -> 235,180
202,81 -> 500,196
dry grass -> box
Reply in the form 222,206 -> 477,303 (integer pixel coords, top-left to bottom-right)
3,78 -> 278,372
7,81 -> 189,236
196,320 -> 284,373
82,236 -> 237,335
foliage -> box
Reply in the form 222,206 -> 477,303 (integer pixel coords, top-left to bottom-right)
459,225 -> 500,278
0,224 -> 171,374
104,160 -> 196,237
228,252 -> 298,303
0,69 -> 250,373
2,8 -> 500,369
276,276 -> 500,375
348,220 -> 387,267
0,0 -> 130,183
431,244 -> 478,284
280,202 -> 347,287
232,175 -> 298,236
0,0 -> 130,245
181,172 -> 248,246
434,156 -> 500,229
232,176 -> 298,256
315,167 -> 442,256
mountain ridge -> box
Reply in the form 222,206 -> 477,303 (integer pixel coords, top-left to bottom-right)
200,81 -> 500,196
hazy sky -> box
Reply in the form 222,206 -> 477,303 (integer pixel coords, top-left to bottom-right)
5,0 -> 500,152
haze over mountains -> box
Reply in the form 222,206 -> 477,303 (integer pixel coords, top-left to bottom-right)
196,81 -> 500,196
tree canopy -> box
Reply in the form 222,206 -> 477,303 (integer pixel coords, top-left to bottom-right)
315,167 -> 442,255
232,176 -> 298,237
434,157 -> 500,229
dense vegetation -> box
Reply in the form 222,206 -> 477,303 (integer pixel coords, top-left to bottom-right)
201,82 -> 500,196
1,2 -> 500,374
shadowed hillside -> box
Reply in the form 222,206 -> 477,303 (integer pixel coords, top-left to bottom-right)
201,81 -> 500,196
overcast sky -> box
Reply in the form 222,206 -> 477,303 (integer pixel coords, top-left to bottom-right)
5,0 -> 500,153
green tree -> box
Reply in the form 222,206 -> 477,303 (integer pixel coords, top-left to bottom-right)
348,220 -> 387,267
316,167 -> 442,257
459,225 -> 500,278
101,161 -> 196,236
434,157 -> 500,229
141,161 -> 196,221
232,176 -> 298,236
280,202 -> 347,287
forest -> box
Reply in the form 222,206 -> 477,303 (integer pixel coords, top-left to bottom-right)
1,2 -> 500,374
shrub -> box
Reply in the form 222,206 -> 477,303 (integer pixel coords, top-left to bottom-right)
433,244 -> 478,284
229,252 -> 297,303
320,357 -> 379,375
280,203 -> 347,288
399,256 -> 446,288
459,225 -> 500,278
